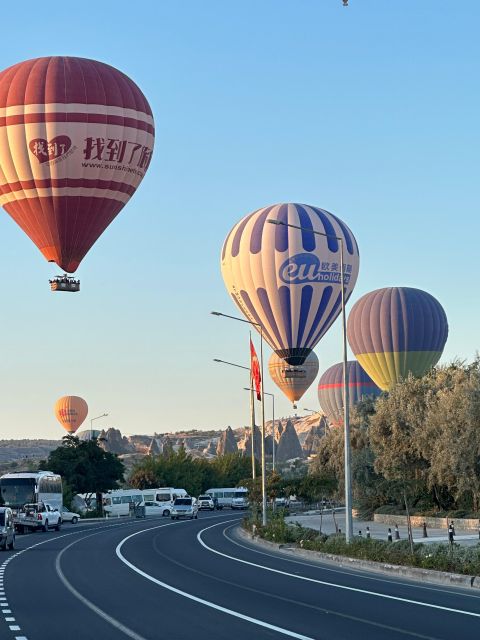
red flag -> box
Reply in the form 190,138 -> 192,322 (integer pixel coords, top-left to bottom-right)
250,338 -> 262,401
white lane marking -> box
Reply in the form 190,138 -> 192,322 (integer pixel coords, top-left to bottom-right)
56,536 -> 147,640
224,525 -> 480,601
116,525 -> 314,640
0,518 -> 160,640
5,617 -> 15,621
198,521 -> 480,620
55,514 -> 228,639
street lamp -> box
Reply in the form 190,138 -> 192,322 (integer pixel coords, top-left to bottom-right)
245,388 -> 276,471
212,311 -> 267,526
90,413 -> 108,441
267,218 -> 353,542
213,358 -> 257,479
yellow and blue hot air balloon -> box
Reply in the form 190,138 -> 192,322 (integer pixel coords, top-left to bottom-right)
221,203 -> 360,365
347,287 -> 448,391
318,360 -> 381,426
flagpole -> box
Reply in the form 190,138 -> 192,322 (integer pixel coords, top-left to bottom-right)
249,332 -> 256,479
260,326 -> 267,527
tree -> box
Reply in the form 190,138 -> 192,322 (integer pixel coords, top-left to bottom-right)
46,435 -> 124,511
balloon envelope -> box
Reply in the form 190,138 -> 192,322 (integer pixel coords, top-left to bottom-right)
221,203 -> 359,365
269,351 -> 319,404
0,57 -> 154,272
347,287 -> 448,390
318,360 -> 381,426
54,396 -> 88,434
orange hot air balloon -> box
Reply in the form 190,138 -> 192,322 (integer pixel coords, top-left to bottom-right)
269,351 -> 319,406
54,396 -> 88,434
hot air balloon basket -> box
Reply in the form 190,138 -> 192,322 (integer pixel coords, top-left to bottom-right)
284,368 -> 307,379
49,275 -> 80,292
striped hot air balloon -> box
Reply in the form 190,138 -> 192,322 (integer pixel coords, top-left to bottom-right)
54,396 -> 88,434
269,351 -> 319,405
0,56 -> 154,273
221,203 -> 359,365
318,360 -> 381,426
347,287 -> 449,391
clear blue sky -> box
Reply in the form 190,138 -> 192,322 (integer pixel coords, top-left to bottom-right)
0,1 -> 477,438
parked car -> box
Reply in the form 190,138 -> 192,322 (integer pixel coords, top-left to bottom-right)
231,496 -> 249,510
197,495 -> 215,511
61,507 -> 80,524
170,497 -> 198,520
144,501 -> 172,517
0,507 -> 15,550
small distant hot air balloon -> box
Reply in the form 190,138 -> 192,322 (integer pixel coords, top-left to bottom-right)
347,287 -> 448,391
269,351 -> 319,407
318,361 -> 381,426
221,203 -> 360,365
54,396 -> 88,434
0,56 -> 154,289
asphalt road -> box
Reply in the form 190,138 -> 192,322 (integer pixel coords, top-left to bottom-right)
0,512 -> 479,639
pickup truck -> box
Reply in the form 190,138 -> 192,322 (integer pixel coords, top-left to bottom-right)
14,502 -> 62,533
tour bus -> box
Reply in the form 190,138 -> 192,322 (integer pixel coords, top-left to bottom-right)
0,471 -> 63,512
102,487 -> 188,517
205,487 -> 248,509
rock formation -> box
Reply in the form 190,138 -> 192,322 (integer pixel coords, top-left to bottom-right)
276,419 -> 304,462
303,417 -> 328,456
243,424 -> 262,460
216,426 -> 238,456
204,440 -> 217,455
147,438 -> 161,456
98,428 -> 135,454
161,436 -> 174,456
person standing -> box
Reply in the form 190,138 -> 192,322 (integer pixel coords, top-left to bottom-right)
448,523 -> 454,545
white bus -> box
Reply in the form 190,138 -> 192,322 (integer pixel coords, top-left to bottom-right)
205,487 -> 248,509
0,471 -> 63,511
103,487 -> 188,517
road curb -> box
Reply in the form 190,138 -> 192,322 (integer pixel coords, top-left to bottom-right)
236,527 -> 480,590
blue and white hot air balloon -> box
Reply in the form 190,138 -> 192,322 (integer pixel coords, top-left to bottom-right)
221,203 -> 360,365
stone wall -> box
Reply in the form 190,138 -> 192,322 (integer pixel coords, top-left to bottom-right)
374,514 -> 480,531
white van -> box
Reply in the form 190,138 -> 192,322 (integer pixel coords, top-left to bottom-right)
103,487 -> 188,517
205,487 -> 248,509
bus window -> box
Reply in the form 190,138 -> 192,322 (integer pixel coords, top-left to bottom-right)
121,496 -> 133,504
156,493 -> 171,502
144,494 -> 154,502
112,497 -> 121,505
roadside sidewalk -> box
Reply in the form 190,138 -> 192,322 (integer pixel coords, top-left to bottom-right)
286,511 -> 480,547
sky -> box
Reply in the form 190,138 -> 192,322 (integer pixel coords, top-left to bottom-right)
0,1 -> 478,439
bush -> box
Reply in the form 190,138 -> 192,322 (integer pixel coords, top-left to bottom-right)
243,513 -> 480,576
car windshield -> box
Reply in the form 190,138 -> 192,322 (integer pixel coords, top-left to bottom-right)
0,513 -> 5,526
174,499 -> 192,506
198,496 -> 210,500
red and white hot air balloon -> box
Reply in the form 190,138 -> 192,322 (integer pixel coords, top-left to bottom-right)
0,56 -> 154,281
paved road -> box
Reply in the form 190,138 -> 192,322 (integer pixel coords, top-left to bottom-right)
0,512 -> 479,639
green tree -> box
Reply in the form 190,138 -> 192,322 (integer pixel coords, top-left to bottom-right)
46,435 -> 124,512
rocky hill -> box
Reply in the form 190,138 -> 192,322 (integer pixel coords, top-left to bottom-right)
0,413 -> 327,470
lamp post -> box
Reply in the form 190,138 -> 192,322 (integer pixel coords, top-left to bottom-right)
90,413 -> 108,441
245,388 -> 276,471
212,311 -> 267,526
213,358 -> 256,479
267,219 -> 353,542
